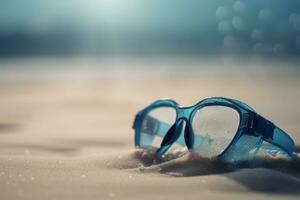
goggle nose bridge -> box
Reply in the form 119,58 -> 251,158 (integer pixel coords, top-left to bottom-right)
177,107 -> 193,121
176,107 -> 195,150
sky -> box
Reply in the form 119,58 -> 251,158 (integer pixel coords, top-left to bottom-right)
0,0 -> 219,35
0,0 -> 299,57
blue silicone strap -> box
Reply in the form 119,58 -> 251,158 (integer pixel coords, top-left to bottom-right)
250,114 -> 295,156
265,127 -> 295,156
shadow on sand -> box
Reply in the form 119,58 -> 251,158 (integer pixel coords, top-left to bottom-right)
132,147 -> 300,195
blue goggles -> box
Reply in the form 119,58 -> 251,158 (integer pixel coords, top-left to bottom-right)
132,97 -> 295,162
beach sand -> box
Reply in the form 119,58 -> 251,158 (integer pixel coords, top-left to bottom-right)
0,57 -> 299,200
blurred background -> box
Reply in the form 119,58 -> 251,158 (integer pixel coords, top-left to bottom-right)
0,0 -> 299,153
0,0 -> 300,58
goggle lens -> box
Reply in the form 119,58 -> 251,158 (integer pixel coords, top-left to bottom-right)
191,106 -> 240,157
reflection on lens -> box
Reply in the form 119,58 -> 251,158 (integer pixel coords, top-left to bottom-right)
139,106 -> 176,149
191,106 -> 240,157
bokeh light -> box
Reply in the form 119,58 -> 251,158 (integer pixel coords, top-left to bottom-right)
233,1 -> 247,14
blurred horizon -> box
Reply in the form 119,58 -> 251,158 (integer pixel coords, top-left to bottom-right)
0,0 -> 300,59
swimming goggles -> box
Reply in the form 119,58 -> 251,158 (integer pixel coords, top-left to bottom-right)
132,97 -> 295,162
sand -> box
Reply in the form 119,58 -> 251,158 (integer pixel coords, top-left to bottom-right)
0,57 -> 299,200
